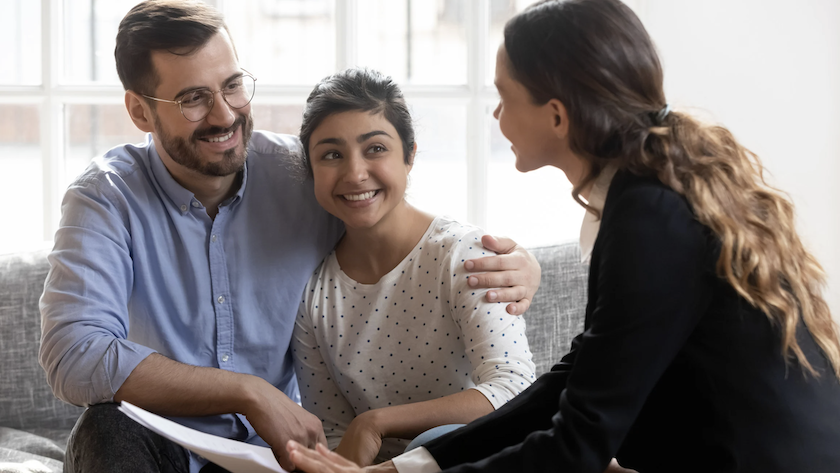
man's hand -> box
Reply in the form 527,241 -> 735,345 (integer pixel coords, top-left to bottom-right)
241,377 -> 327,471
288,441 -> 397,473
465,235 -> 541,315
334,411 -> 384,467
114,354 -> 326,471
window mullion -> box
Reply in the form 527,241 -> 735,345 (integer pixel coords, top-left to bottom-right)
466,0 -> 488,229
41,0 -> 64,243
336,0 -> 358,71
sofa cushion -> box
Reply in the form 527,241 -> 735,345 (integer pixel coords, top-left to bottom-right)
525,243 -> 588,376
0,250 -> 84,433
0,427 -> 65,472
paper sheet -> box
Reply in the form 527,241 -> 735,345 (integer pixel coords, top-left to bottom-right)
118,402 -> 287,473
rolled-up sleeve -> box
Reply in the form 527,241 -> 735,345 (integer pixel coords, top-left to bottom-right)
39,174 -> 155,406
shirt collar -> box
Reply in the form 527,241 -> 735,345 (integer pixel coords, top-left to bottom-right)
579,164 -> 618,263
147,137 -> 248,215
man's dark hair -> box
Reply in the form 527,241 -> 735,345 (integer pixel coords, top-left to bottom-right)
296,67 -> 416,180
115,0 -> 228,96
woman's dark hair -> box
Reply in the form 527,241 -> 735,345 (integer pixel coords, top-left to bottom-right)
296,68 -> 416,179
115,0 -> 229,96
504,0 -> 839,378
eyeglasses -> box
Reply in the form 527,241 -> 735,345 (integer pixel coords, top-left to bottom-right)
142,70 -> 257,122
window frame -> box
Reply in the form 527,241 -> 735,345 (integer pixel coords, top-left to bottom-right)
0,0 -> 645,243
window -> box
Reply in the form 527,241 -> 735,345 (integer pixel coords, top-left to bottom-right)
0,0 -> 586,253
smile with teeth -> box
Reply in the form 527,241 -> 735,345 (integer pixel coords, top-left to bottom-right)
342,190 -> 379,201
202,131 -> 234,143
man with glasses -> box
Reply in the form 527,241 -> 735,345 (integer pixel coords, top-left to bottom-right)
39,1 -> 540,473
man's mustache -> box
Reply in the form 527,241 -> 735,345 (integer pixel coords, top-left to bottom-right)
192,115 -> 248,141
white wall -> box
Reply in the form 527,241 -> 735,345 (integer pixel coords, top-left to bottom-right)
632,0 -> 840,321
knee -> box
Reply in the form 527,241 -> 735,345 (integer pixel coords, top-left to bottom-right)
70,403 -> 133,442
65,403 -> 188,473
66,403 -> 149,463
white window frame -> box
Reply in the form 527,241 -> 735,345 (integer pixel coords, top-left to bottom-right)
0,0 -> 646,243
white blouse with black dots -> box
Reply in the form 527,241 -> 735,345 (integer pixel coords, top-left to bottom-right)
292,216 -> 536,461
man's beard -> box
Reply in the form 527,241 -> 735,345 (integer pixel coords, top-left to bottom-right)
154,112 -> 254,177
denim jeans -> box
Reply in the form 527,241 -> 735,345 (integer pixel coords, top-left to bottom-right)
63,403 -> 229,473
404,424 -> 465,453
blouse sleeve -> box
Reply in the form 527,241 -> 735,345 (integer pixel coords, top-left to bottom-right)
444,230 -> 536,409
292,275 -> 357,450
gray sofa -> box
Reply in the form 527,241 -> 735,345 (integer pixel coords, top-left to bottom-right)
0,243 -> 587,471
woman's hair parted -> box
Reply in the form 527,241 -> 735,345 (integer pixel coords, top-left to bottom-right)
504,0 -> 839,378
295,67 -> 416,180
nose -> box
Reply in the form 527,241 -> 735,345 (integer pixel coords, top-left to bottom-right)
342,152 -> 369,184
205,91 -> 238,128
493,101 -> 501,120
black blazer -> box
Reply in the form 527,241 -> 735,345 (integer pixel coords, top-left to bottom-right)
425,170 -> 840,473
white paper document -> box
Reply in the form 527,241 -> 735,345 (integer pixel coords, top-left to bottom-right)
118,402 -> 287,473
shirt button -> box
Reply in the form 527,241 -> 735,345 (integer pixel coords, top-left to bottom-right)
180,204 -> 187,211
191,201 -> 201,208
211,234 -> 217,242
221,354 -> 230,362
217,295 -> 225,304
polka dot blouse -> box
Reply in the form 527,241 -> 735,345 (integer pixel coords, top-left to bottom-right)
292,216 -> 535,461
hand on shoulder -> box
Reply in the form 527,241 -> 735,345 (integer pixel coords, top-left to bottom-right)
464,234 -> 541,315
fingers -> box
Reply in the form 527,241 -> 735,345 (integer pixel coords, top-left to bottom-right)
467,270 -> 518,290
480,234 -> 518,254
287,440 -> 330,472
272,404 -> 325,470
506,298 -> 531,316
287,441 -> 360,473
479,285 -> 528,303
465,252 -> 525,272
316,443 -> 359,467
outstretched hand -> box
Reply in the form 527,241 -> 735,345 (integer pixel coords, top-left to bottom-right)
288,441 -> 398,473
464,235 -> 541,315
287,441 -> 634,473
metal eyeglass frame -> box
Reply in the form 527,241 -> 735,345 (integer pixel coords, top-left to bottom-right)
141,69 -> 257,122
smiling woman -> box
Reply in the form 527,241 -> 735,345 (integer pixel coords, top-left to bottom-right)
289,68 -> 536,466
308,111 -> 413,237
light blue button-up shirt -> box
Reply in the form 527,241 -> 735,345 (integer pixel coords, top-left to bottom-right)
39,131 -> 343,470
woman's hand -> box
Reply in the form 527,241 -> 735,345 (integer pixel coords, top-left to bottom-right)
465,235 -> 541,315
333,411 -> 384,467
288,441 -> 398,473
604,458 -> 639,473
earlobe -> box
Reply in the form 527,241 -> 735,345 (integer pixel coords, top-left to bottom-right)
125,91 -> 155,133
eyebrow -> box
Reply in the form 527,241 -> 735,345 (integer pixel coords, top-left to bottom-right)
315,137 -> 346,147
314,130 -> 393,147
173,71 -> 244,100
358,130 -> 391,142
